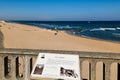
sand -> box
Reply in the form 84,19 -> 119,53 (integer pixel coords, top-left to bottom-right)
0,21 -> 120,53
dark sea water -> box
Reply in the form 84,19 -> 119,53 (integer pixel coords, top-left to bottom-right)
11,21 -> 120,43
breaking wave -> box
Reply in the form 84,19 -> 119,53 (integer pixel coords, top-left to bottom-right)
90,27 -> 117,31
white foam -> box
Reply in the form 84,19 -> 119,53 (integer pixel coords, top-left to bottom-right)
116,27 -> 120,30
90,28 -> 116,31
65,25 -> 71,28
103,28 -> 116,30
90,28 -> 105,31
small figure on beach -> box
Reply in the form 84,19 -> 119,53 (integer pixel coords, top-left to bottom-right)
54,27 -> 58,35
54,31 -> 58,35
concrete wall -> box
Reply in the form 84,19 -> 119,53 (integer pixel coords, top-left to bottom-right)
0,49 -> 120,80
0,30 -> 4,48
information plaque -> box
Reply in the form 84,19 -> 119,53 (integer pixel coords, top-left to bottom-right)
31,53 -> 80,80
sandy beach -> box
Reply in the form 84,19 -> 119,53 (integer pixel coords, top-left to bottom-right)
0,21 -> 120,53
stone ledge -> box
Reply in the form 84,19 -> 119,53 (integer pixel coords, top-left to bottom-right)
0,48 -> 120,60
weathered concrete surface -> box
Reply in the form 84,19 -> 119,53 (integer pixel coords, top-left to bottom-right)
0,21 -> 120,80
0,49 -> 120,80
0,30 -> 4,48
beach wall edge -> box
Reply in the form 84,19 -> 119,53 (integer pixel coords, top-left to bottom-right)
0,30 -> 4,48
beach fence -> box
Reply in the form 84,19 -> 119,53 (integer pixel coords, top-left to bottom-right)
0,48 -> 120,80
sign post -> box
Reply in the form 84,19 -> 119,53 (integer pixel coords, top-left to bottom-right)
31,53 -> 80,80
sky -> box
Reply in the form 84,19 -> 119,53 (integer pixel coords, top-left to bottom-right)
0,0 -> 120,21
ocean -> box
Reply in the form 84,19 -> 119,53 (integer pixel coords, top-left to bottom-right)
11,21 -> 120,43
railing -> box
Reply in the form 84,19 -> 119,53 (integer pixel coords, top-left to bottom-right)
0,48 -> 120,80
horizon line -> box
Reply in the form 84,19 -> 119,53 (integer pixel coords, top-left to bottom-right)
1,19 -> 120,22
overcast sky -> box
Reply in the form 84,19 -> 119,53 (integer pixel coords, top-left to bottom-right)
0,0 -> 120,21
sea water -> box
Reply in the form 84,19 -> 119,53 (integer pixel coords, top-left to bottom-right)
11,21 -> 120,43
